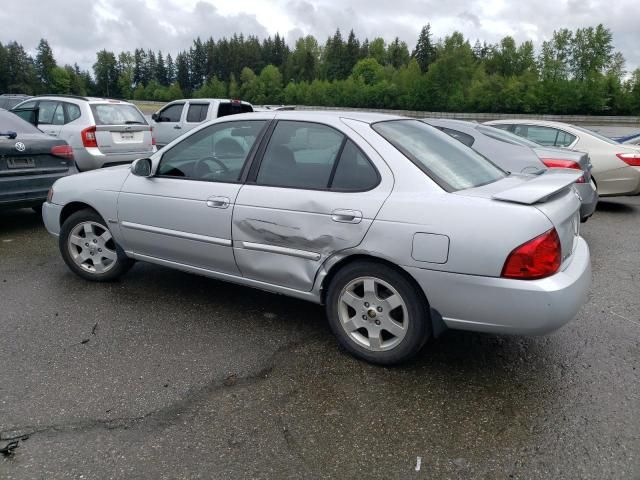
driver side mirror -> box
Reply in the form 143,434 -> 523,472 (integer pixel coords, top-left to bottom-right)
151,112 -> 159,121
131,157 -> 153,177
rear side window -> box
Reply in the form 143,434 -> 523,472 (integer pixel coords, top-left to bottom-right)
436,127 -> 475,147
186,104 -> 209,123
64,103 -> 82,123
373,120 -> 505,192
331,140 -> 379,191
0,110 -> 42,134
90,104 -> 147,126
218,102 -> 253,118
476,125 -> 540,147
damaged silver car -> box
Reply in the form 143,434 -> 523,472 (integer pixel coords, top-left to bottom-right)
42,111 -> 591,365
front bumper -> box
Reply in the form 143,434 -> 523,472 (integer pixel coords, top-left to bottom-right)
404,237 -> 591,335
42,201 -> 63,237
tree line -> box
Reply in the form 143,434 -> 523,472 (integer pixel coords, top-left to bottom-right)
1,24 -> 640,115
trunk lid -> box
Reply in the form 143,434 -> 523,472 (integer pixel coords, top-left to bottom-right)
533,146 -> 592,180
0,134 -> 73,176
459,170 -> 582,263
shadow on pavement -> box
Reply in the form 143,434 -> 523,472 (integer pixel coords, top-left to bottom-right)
0,208 -> 44,235
596,200 -> 637,214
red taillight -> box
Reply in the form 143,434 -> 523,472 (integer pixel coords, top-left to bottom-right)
616,152 -> 640,167
150,126 -> 156,146
81,126 -> 98,148
541,158 -> 585,183
501,228 -> 562,280
50,144 -> 74,159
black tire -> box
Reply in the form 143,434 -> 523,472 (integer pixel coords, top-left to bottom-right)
326,261 -> 431,365
59,209 -> 134,282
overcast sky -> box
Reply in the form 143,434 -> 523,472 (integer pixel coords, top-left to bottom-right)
0,0 -> 637,72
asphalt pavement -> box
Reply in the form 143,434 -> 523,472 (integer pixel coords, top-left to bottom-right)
0,197 -> 638,479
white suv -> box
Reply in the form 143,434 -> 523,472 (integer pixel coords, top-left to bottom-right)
12,95 -> 156,171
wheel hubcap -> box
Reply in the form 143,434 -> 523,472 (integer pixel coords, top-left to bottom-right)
337,276 -> 409,352
67,221 -> 117,274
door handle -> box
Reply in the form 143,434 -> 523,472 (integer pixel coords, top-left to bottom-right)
173,125 -> 182,130
206,196 -> 230,209
331,209 -> 362,224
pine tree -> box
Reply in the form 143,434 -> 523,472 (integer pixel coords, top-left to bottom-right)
156,51 -> 168,86
166,54 -> 175,84
35,39 -> 57,93
412,24 -> 436,72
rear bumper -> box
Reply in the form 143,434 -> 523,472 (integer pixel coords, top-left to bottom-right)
42,201 -> 63,236
0,167 -> 76,210
576,181 -> 598,220
74,147 -> 156,171
405,237 -> 591,335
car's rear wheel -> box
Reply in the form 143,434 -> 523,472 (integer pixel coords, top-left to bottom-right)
59,209 -> 133,282
326,261 -> 431,365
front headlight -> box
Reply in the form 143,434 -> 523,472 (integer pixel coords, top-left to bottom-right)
47,187 -> 54,203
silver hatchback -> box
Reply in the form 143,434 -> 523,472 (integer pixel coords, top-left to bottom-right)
12,95 -> 155,171
42,111 -> 591,365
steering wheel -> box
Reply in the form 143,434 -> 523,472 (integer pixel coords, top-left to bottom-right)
192,156 -> 229,178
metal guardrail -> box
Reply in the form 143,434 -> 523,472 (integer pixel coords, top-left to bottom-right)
129,100 -> 640,126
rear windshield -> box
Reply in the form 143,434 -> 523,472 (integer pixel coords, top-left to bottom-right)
90,103 -> 147,126
218,102 -> 253,118
373,120 -> 506,191
0,109 -> 42,134
476,125 -> 541,147
571,125 -> 619,145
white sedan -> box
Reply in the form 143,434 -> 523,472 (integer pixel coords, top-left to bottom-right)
486,119 -> 640,197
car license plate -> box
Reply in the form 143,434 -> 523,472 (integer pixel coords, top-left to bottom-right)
7,157 -> 35,169
120,133 -> 135,141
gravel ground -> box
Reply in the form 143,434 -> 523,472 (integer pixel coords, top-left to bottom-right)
0,197 -> 638,479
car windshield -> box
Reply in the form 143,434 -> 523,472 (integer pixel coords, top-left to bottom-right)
476,125 -> 541,148
373,120 -> 506,191
0,109 -> 42,134
571,125 -> 620,145
90,103 -> 147,126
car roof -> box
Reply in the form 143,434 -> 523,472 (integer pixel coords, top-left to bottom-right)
211,110 -> 407,124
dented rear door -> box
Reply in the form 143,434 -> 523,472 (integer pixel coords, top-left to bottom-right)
232,119 -> 393,291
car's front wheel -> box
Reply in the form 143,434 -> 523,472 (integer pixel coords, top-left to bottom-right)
326,261 -> 431,365
59,209 -> 134,282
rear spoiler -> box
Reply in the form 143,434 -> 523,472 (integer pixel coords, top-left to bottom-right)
492,170 -> 583,205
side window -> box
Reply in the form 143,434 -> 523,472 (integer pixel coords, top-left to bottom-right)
555,130 -> 576,147
256,121 -> 345,189
37,101 -> 62,125
64,103 -> 82,123
186,103 -> 209,123
514,125 -> 558,146
157,120 -> 266,183
157,103 -> 184,122
437,127 -> 475,147
331,140 -> 379,191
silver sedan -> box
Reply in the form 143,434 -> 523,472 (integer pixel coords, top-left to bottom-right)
42,111 -> 591,365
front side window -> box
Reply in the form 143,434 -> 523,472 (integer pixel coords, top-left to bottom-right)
157,120 -> 266,183
186,104 -> 209,123
157,103 -> 184,123
373,120 -> 505,191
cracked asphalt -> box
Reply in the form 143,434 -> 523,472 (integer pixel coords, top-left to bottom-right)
0,197 -> 638,479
